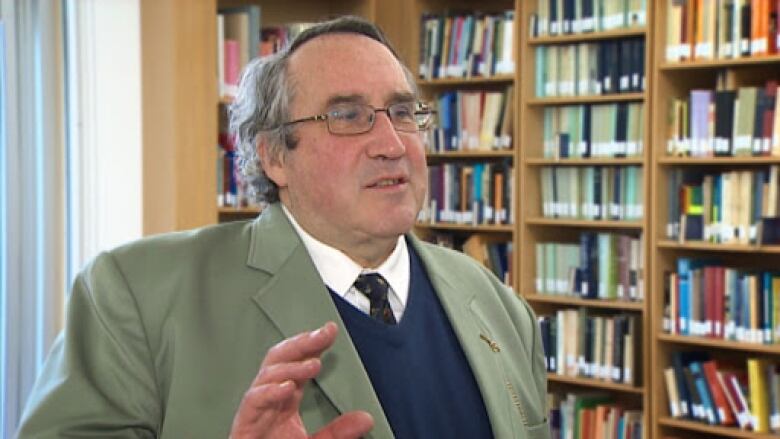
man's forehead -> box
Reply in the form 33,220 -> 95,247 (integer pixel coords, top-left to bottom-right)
288,32 -> 392,64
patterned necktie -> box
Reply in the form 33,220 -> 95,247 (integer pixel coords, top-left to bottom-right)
353,273 -> 396,324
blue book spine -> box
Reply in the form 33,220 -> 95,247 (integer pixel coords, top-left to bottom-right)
678,258 -> 692,336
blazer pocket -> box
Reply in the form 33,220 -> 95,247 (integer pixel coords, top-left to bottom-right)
523,417 -> 551,439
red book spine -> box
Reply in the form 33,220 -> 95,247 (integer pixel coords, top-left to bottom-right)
714,266 -> 725,338
703,360 -> 736,425
224,40 -> 241,90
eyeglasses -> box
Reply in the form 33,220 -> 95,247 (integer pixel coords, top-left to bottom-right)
282,101 -> 436,135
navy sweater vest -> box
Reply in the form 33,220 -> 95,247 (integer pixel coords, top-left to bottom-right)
330,247 -> 493,438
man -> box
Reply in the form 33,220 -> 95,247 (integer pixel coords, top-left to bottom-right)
19,16 -> 548,439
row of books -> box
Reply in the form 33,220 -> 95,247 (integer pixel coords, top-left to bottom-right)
538,309 -> 639,385
542,103 -> 645,159
418,162 -> 514,225
534,39 -> 646,98
424,87 -> 514,153
663,259 -> 780,344
540,165 -> 644,221
529,0 -> 647,37
418,11 -> 515,80
663,352 -> 780,433
461,234 -> 513,284
548,392 -> 643,439
666,81 -> 780,157
217,5 -> 313,97
218,6 -> 262,97
666,0 -> 780,62
535,232 -> 644,301
666,166 -> 780,245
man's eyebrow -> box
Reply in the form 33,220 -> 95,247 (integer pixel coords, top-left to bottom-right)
323,91 -> 417,108
324,94 -> 366,107
386,91 -> 417,104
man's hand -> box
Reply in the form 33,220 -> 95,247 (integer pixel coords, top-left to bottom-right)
230,322 -> 374,439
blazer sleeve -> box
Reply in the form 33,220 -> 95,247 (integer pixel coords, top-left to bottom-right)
17,252 -> 160,438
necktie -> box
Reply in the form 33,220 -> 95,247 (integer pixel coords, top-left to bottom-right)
353,273 -> 396,324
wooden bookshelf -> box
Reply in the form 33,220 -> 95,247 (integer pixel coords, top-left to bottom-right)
526,92 -> 646,106
197,1 -> 780,437
524,293 -> 644,312
414,222 -> 513,233
650,0 -> 780,438
411,0 -> 519,290
528,27 -> 647,45
547,374 -> 645,395
518,0 -> 653,434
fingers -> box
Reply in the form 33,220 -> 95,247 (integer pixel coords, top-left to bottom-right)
255,358 -> 322,386
311,411 -> 374,439
261,321 -> 338,368
230,381 -> 297,433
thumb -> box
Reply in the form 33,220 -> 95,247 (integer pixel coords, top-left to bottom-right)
310,411 -> 374,439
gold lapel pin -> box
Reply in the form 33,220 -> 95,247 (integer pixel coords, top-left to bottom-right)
479,334 -> 501,352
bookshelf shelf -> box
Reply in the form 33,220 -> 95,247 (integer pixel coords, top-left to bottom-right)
413,222 -> 513,233
526,92 -> 646,106
657,240 -> 780,254
525,217 -> 644,229
657,156 -> 780,166
218,207 -> 262,215
547,374 -> 644,395
660,54 -> 780,70
525,157 -> 644,166
528,28 -> 647,45
524,293 -> 644,311
657,417 -> 779,438
657,333 -> 780,355
425,150 -> 514,160
416,74 -> 514,87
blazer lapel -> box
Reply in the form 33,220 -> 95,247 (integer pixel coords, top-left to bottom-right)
409,236 -> 518,438
246,204 -> 393,438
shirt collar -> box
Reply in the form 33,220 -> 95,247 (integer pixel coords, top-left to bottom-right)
281,204 -> 410,306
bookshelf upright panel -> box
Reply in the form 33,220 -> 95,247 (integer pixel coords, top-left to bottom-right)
650,0 -> 780,438
519,0 -> 653,436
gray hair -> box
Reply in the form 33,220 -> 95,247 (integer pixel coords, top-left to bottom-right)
229,15 -> 416,204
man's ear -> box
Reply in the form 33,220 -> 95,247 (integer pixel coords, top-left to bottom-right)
257,139 -> 287,188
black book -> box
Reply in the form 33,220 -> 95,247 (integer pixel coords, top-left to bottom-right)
753,88 -> 768,155
581,0 -> 595,32
619,39 -> 632,93
612,166 -> 622,220
741,3 -> 751,56
593,166 -> 603,219
582,104 -> 592,157
760,217 -> 780,245
563,0 -> 575,34
597,41 -> 608,94
584,316 -> 595,377
608,41 -> 620,95
612,315 -> 626,382
714,90 -> 737,156
549,0 -> 559,35
632,39 -> 645,92
683,213 -> 705,241
615,102 -> 629,157
671,351 -> 711,420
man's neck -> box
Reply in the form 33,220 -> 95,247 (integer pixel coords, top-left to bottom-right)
279,202 -> 398,268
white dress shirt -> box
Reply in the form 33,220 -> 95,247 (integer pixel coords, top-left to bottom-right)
282,205 -> 410,321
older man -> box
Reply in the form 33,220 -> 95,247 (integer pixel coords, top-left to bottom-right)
19,16 -> 548,439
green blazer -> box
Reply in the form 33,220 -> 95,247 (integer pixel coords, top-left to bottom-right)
18,203 -> 550,439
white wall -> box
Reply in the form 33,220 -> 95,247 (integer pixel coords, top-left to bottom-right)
66,0 -> 142,276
